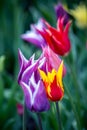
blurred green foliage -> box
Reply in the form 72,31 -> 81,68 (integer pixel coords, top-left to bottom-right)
0,0 -> 87,130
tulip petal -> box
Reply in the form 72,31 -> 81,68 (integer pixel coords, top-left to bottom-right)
57,61 -> 64,89
21,31 -> 45,47
18,49 -> 28,83
21,19 -> 47,47
18,50 -> 50,111
39,61 -> 64,101
18,50 -> 35,84
22,60 -> 39,84
18,49 -> 28,67
37,17 -> 71,56
32,80 -> 50,111
20,81 -> 32,109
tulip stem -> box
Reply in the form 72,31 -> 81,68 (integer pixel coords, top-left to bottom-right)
64,82 -> 81,130
23,101 -> 26,130
37,113 -> 43,130
56,102 -> 62,130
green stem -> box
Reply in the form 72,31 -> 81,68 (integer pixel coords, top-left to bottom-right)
64,82 -> 81,130
23,101 -> 26,130
67,58 -> 81,120
37,113 -> 43,130
55,102 -> 62,130
70,66 -> 80,112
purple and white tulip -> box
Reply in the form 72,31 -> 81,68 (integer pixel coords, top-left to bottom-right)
21,19 -> 47,48
18,49 -> 50,112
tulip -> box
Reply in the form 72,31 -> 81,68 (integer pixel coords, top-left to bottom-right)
21,19 -> 46,48
39,61 -> 64,101
37,17 -> 71,56
54,3 -> 70,26
18,49 -> 50,112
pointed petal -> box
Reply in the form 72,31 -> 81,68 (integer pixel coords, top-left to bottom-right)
34,18 -> 45,31
26,54 -> 35,68
39,69 -> 48,83
57,17 -> 63,32
57,61 -> 64,89
20,81 -> 32,110
18,50 -> 35,84
38,57 -> 46,71
18,49 -> 28,67
48,69 -> 56,83
64,20 -> 72,35
22,60 -> 39,84
18,49 -> 28,83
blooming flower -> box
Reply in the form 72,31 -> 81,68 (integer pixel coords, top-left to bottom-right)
18,49 -> 50,112
42,46 -> 66,76
37,17 -> 71,56
54,3 -> 70,26
70,4 -> 87,28
39,61 -> 64,101
21,19 -> 46,47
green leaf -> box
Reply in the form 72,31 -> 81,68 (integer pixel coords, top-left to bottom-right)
3,118 -> 15,130
0,76 -> 4,108
0,55 -> 5,72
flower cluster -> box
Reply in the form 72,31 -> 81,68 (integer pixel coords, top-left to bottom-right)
18,3 -> 71,112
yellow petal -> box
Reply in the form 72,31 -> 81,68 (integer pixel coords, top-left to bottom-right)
48,69 -> 56,83
57,61 -> 64,90
39,69 -> 48,82
47,85 -> 52,98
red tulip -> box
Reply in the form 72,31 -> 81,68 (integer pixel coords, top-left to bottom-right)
37,17 -> 71,56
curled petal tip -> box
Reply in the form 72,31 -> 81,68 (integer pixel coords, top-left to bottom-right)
64,20 -> 72,34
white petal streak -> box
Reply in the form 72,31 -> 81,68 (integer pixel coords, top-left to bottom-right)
20,81 -> 32,104
31,80 -> 41,105
29,73 -> 36,89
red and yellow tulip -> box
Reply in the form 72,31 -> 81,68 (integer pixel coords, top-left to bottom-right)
39,61 -> 64,101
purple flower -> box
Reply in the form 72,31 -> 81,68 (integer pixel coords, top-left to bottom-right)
21,19 -> 47,48
54,3 -> 69,26
18,49 -> 50,112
